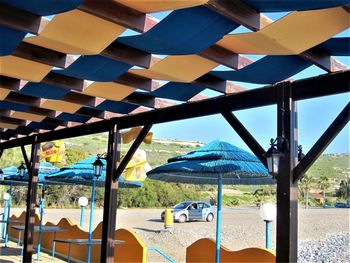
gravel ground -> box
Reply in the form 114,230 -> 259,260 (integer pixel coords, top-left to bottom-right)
9,206 -> 349,262
299,232 -> 349,263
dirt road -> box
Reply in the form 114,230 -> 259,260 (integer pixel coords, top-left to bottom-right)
10,207 -> 349,262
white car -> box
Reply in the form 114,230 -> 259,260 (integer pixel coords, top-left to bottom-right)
161,201 -> 215,223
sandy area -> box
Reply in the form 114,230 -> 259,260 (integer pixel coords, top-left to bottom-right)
9,206 -> 349,262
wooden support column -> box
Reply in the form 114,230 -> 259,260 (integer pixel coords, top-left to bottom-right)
100,124 -> 121,263
276,82 -> 299,262
100,124 -> 153,262
22,136 -> 40,262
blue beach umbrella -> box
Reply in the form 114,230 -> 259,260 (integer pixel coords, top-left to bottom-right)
5,162 -> 60,257
147,140 -> 275,263
45,156 -> 143,263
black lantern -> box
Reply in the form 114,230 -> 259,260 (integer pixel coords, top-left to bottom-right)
0,169 -> 3,181
18,162 -> 26,177
93,154 -> 107,178
266,138 -> 280,178
298,145 -> 304,161
265,137 -> 289,178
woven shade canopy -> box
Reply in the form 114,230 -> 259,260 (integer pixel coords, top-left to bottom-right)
45,156 -> 143,188
0,0 -> 348,140
147,139 -> 274,184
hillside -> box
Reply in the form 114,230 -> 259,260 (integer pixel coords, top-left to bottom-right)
0,134 -> 348,208
1,134 -> 348,182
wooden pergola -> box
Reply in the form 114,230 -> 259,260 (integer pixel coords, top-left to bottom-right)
0,1 -> 349,262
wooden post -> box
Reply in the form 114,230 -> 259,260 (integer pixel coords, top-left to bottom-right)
276,82 -> 299,262
22,136 -> 40,262
100,124 -> 121,263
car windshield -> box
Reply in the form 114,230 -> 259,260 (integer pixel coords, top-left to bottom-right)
174,202 -> 192,209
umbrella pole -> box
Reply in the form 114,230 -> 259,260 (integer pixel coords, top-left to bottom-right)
2,198 -> 8,239
4,184 -> 12,247
37,184 -> 45,260
215,173 -> 223,263
87,179 -> 96,263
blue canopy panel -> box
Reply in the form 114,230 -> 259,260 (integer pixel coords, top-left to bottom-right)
96,100 -> 138,114
53,55 -> 132,82
148,82 -> 205,101
56,112 -> 91,123
320,37 -> 350,56
210,56 -> 311,84
19,82 -> 70,100
117,6 -> 239,55
243,0 -> 350,12
0,0 -> 82,16
27,121 -> 59,131
0,25 -> 26,55
0,101 -> 29,112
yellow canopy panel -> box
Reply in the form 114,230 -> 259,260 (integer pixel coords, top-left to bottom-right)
10,111 -> 46,122
40,100 -> 82,114
83,82 -> 135,101
117,0 -> 208,13
24,10 -> 125,55
218,7 -> 350,55
0,56 -> 52,82
0,122 -> 18,130
129,55 -> 218,82
0,88 -> 10,100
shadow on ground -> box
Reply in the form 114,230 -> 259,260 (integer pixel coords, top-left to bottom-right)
0,246 -> 21,256
133,227 -> 161,233
147,219 -> 163,223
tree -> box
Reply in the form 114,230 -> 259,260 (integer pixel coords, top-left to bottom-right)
318,176 -> 330,208
336,179 -> 349,200
299,174 -> 313,209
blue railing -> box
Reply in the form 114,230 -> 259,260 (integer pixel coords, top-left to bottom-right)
148,247 -> 176,263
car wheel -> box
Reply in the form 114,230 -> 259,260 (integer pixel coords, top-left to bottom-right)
206,213 -> 214,222
178,214 -> 187,223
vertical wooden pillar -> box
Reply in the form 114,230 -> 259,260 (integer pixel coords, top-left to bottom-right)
276,82 -> 299,262
23,136 -> 40,262
100,124 -> 121,263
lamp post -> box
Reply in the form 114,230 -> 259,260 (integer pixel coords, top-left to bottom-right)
78,196 -> 88,228
1,193 -> 10,238
259,203 -> 277,249
84,154 -> 105,263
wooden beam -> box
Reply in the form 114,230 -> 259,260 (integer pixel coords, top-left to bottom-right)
221,110 -> 267,166
276,82 -> 298,262
62,91 -> 102,107
0,76 -> 27,91
293,102 -> 350,182
101,42 -> 153,69
0,116 -> 27,126
79,0 -> 150,33
22,137 -> 40,262
206,0 -> 270,31
5,92 -> 41,107
0,71 -> 348,149
115,72 -> 155,92
199,45 -> 253,70
123,93 -> 176,109
20,145 -> 30,169
12,42 -> 74,68
100,124 -> 120,263
292,70 -> 350,100
42,72 -> 86,92
0,3 -> 49,34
